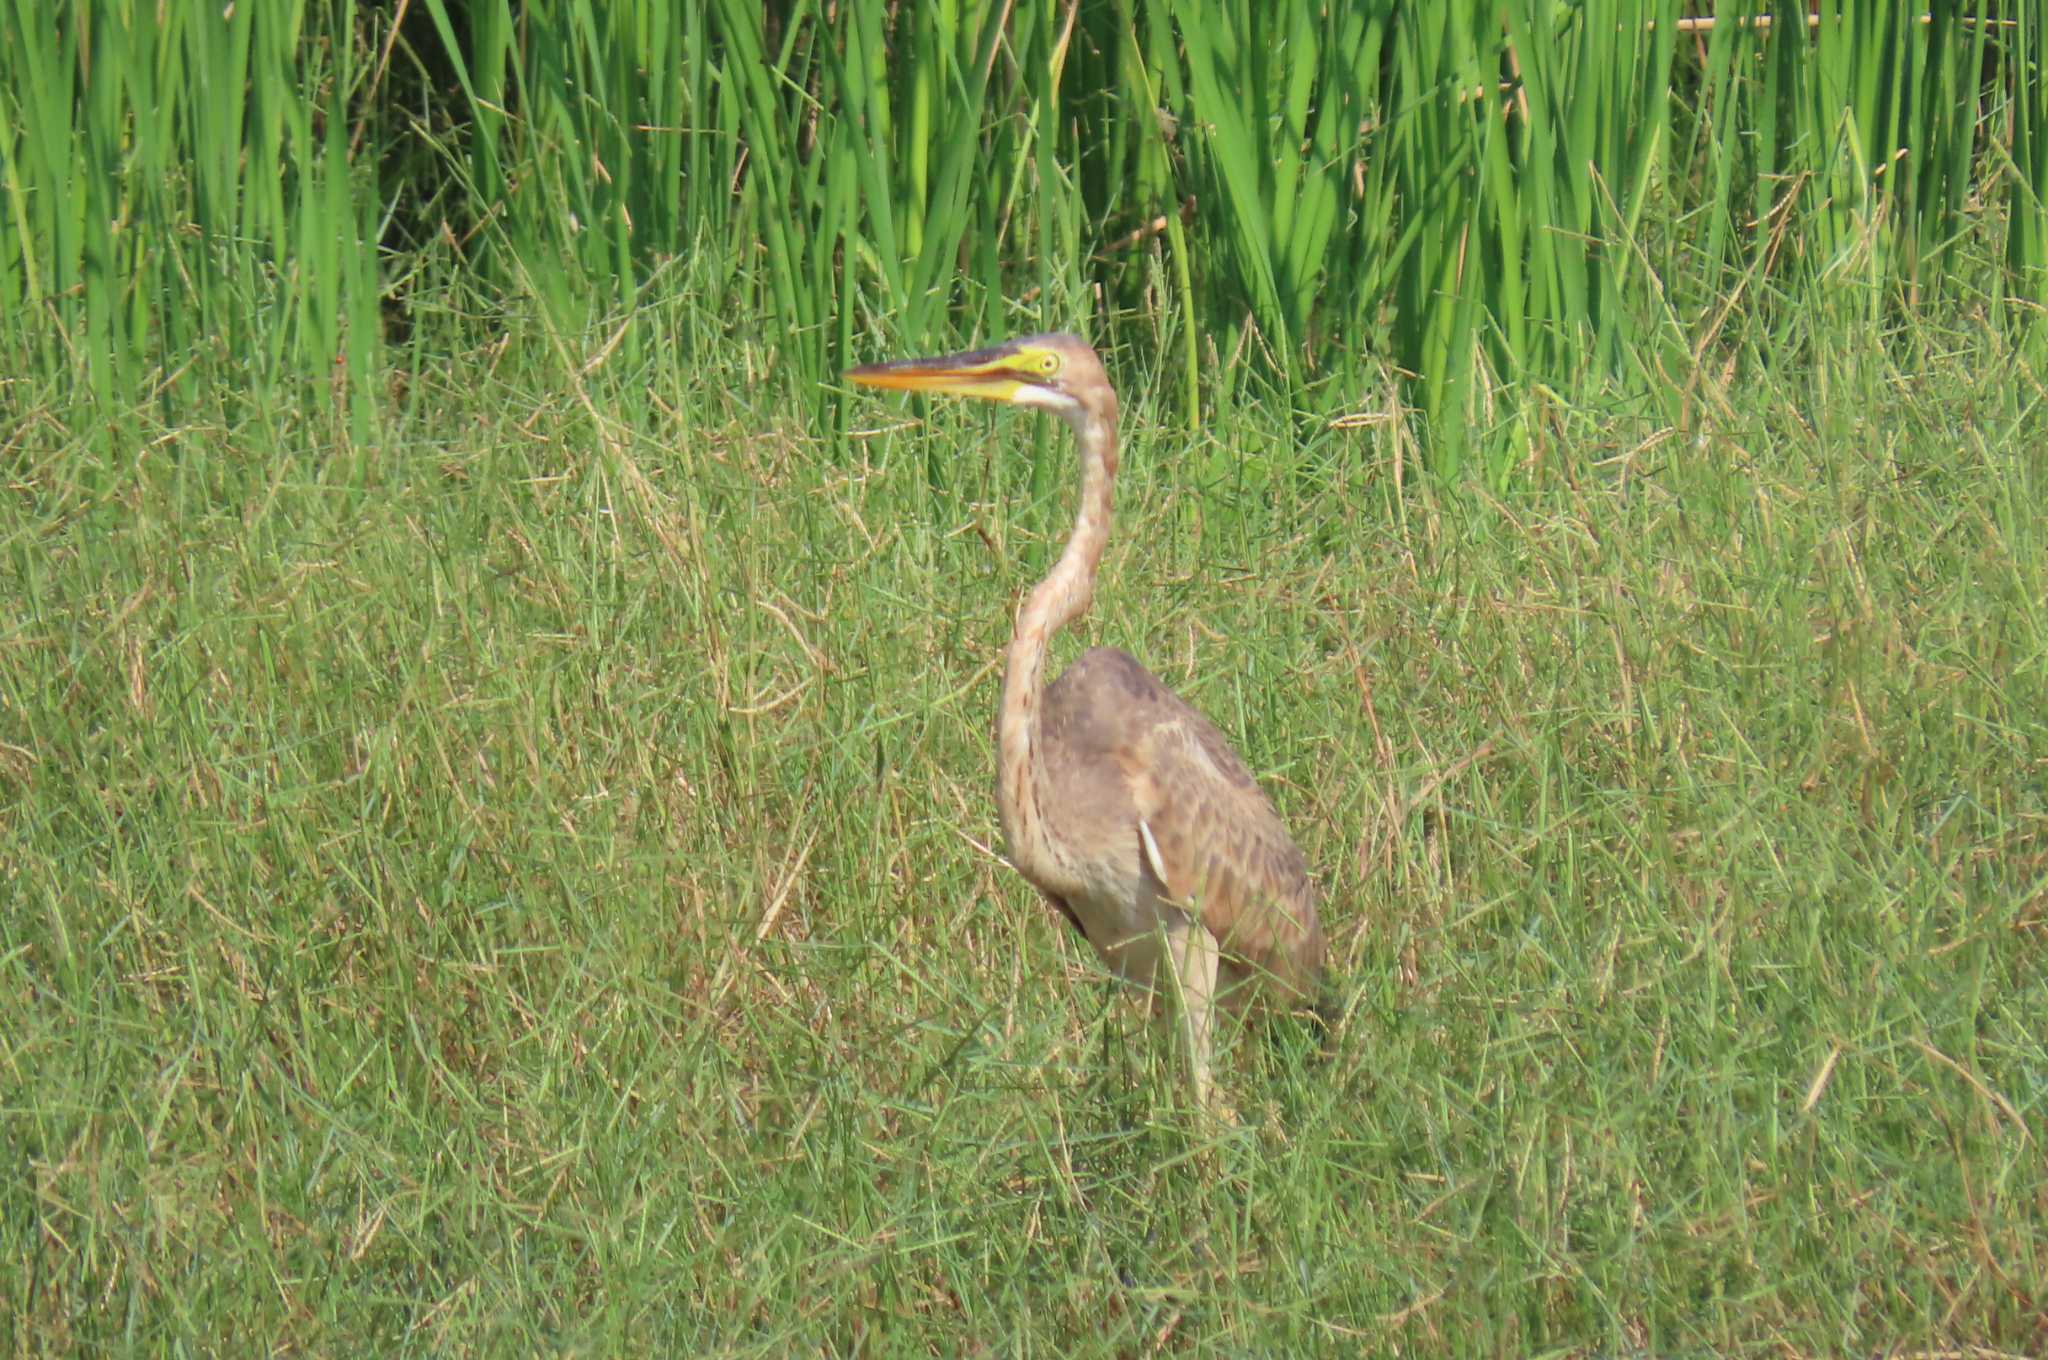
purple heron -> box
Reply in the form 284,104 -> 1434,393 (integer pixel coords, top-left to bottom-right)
846,333 -> 1326,1112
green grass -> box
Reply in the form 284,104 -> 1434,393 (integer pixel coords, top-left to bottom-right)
3,290 -> 2046,1353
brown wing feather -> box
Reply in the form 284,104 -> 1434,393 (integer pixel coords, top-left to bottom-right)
1041,647 -> 1325,1006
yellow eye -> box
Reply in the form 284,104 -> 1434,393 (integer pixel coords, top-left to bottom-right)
1038,352 -> 1061,375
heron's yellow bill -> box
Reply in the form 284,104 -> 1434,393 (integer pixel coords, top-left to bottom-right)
844,339 -> 1059,404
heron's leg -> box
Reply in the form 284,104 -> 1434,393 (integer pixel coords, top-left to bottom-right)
1162,916 -> 1220,1115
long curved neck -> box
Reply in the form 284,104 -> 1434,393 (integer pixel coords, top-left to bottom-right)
997,401 -> 1118,873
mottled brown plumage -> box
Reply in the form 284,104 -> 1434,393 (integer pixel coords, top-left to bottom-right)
845,333 -> 1325,1112
1038,646 -> 1325,1000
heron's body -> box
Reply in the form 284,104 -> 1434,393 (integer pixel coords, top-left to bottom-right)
1025,646 -> 1325,1007
846,332 -> 1325,1111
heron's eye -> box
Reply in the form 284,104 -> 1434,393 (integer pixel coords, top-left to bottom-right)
1037,352 -> 1062,376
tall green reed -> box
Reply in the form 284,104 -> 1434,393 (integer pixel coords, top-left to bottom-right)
0,1 -> 376,428
2003,3 -> 2048,352
7,1 -> 2046,477
1681,5 -> 2009,344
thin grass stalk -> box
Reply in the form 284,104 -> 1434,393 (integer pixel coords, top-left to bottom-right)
706,0 -> 814,369
2004,0 -> 2048,352
1173,0 -> 1295,374
1112,0 -> 1199,432
1386,1 -> 1492,475
0,3 -> 69,321
903,3 -> 1014,341
1025,0 -> 1064,510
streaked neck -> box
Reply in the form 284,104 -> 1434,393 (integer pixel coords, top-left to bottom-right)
996,404 -> 1119,872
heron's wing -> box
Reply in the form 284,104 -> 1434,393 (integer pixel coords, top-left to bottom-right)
1125,709 -> 1324,1000
1045,648 -> 1324,1002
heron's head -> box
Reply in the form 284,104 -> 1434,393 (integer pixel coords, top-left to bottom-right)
843,332 -> 1115,432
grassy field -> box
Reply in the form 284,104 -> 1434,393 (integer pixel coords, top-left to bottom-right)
3,289 -> 2046,1354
